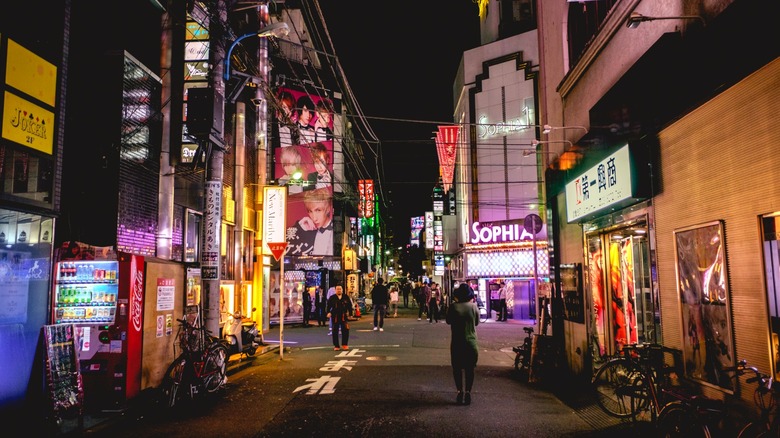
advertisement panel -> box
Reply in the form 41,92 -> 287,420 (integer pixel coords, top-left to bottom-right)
273,88 -> 336,257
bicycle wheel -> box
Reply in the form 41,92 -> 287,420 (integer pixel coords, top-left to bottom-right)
592,359 -> 646,418
161,355 -> 186,408
657,401 -> 711,438
737,421 -> 771,438
203,343 -> 228,393
479,307 -> 488,323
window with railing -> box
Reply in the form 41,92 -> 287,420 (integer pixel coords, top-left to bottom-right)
567,0 -> 619,67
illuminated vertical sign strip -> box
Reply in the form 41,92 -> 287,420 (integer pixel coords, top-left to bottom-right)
365,180 -> 375,218
425,211 -> 434,250
358,180 -> 365,218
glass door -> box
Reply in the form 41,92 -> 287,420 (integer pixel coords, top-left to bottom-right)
587,221 -> 657,367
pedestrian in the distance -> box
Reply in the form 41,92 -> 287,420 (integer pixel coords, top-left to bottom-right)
402,281 -> 411,308
302,286 -> 313,327
417,281 -> 431,321
371,278 -> 389,331
389,283 -> 400,317
428,282 -> 441,323
446,282 -> 479,406
315,286 -> 327,326
326,285 -> 352,350
326,285 -> 336,335
497,281 -> 508,322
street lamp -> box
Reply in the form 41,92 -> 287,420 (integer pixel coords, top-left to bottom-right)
626,12 -> 705,29
542,124 -> 588,135
223,22 -> 290,81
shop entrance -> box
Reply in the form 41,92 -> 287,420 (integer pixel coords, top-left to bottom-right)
586,219 -> 658,366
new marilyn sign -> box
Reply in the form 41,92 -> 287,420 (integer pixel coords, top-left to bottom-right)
263,186 -> 287,260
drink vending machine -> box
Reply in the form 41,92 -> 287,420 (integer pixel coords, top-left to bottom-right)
52,246 -> 145,411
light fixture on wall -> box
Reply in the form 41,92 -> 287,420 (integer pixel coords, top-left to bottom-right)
532,139 -> 573,148
542,125 -> 588,135
626,12 -> 705,29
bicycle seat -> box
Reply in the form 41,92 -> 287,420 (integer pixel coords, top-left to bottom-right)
523,327 -> 534,334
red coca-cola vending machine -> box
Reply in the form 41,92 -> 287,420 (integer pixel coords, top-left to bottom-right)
52,242 -> 144,412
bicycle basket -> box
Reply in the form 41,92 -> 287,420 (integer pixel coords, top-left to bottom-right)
177,326 -> 206,353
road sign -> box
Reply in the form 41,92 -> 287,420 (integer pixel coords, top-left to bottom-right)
268,242 -> 288,261
524,214 -> 543,235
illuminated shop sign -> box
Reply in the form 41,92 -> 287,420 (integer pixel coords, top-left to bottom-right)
476,98 -> 535,140
469,219 -> 542,244
565,144 -> 633,222
425,211 -> 434,250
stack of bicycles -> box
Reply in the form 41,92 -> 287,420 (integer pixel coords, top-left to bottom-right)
160,317 -> 229,409
592,343 -> 780,437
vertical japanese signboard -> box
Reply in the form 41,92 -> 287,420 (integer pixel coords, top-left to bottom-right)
201,181 -> 221,279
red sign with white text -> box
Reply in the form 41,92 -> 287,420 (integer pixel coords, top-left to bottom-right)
268,242 -> 288,261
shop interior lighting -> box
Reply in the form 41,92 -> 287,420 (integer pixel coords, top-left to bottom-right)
626,12 -> 705,29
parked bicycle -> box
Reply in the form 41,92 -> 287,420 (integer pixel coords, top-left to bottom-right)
513,326 -> 534,374
736,362 -> 779,437
161,317 -> 229,408
654,359 -> 771,437
591,342 -> 683,421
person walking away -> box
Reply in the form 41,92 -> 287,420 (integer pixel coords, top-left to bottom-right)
497,281 -> 508,322
371,278 -> 390,331
389,283 -> 400,317
402,281 -> 411,308
429,282 -> 441,323
326,285 -> 336,335
418,281 -> 431,321
326,285 -> 352,350
446,283 -> 479,405
302,287 -> 313,327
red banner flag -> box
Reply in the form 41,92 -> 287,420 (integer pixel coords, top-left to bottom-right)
435,125 -> 459,193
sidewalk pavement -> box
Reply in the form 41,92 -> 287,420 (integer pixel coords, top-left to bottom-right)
63,303 -> 653,437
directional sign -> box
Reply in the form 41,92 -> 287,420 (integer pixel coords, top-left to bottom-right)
268,242 -> 288,261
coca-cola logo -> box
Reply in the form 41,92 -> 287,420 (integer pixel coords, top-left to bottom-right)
131,264 -> 144,333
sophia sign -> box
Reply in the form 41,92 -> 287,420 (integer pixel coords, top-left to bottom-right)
469,218 -> 545,244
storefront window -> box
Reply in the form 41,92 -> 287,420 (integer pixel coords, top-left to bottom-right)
184,209 -> 201,263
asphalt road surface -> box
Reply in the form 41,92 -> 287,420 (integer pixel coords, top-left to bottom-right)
75,306 -> 647,438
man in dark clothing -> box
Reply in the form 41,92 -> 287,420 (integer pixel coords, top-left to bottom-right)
302,287 -> 313,327
402,281 -> 411,308
418,281 -> 431,321
371,278 -> 390,331
326,285 -> 352,350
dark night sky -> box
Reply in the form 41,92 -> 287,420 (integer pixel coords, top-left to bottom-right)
317,2 -> 481,247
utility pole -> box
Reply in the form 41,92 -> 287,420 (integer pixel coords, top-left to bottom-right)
201,0 -> 227,336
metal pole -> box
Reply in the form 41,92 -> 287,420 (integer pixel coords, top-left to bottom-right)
234,103 -> 246,311
533,215 -> 539,330
279,250 -> 285,359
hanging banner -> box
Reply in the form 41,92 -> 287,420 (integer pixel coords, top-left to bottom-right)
435,125 -> 459,193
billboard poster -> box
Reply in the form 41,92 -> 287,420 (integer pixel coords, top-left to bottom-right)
273,87 -> 336,257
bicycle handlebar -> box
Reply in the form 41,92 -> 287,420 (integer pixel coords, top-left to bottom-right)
723,359 -> 771,389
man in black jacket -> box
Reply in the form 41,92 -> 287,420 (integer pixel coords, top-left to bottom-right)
371,278 -> 390,332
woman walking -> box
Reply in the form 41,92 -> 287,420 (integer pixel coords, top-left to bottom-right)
446,283 -> 479,405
